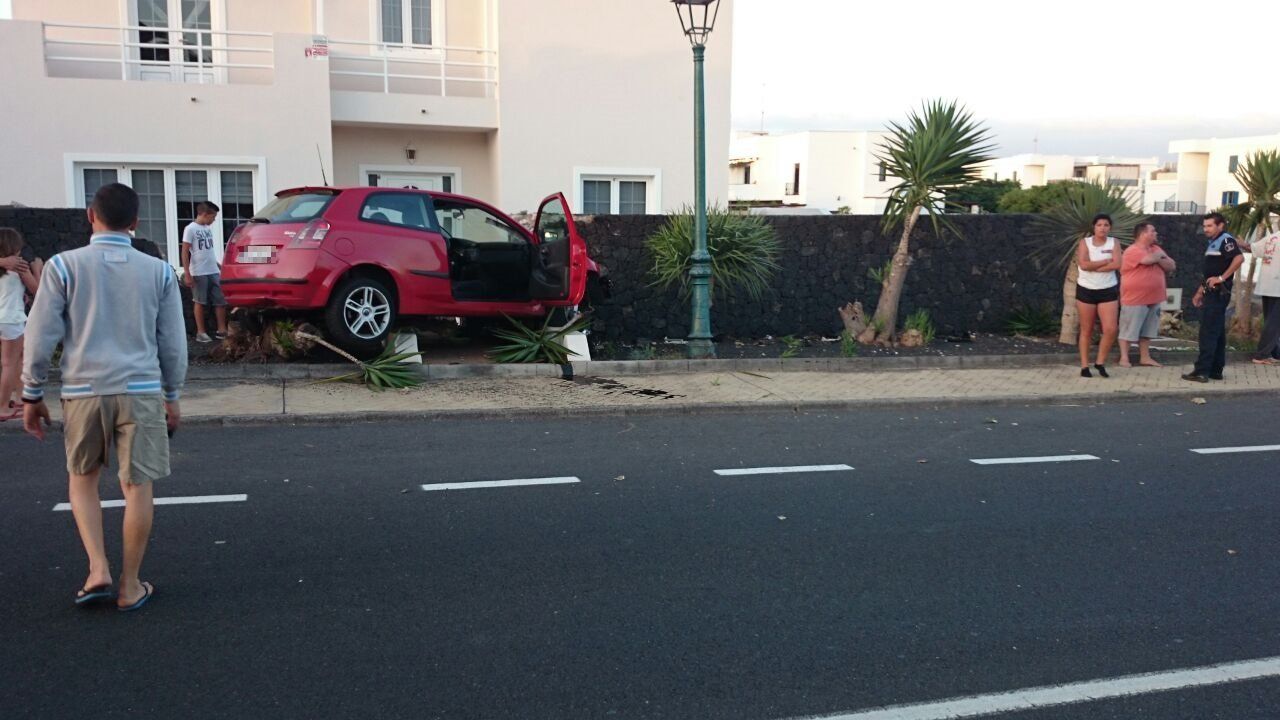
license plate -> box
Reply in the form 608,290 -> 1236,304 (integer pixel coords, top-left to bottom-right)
238,246 -> 275,264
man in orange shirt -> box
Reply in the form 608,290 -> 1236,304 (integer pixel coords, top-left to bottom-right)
1118,222 -> 1176,367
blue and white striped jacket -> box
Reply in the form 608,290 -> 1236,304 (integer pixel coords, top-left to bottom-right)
22,232 -> 187,403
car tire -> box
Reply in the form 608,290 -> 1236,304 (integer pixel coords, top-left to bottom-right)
325,275 -> 397,358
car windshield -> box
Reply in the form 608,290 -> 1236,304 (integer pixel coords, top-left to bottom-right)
253,192 -> 338,224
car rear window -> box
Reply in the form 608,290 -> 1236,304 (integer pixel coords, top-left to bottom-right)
253,192 -> 338,224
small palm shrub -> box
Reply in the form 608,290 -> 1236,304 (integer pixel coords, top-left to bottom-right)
903,309 -> 936,344
1006,304 -> 1060,337
646,205 -> 781,301
490,314 -> 590,364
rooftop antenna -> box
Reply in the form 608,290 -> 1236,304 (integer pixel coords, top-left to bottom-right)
316,143 -> 329,186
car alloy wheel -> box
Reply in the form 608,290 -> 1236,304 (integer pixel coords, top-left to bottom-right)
342,286 -> 392,340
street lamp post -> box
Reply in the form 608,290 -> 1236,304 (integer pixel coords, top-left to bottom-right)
671,0 -> 720,359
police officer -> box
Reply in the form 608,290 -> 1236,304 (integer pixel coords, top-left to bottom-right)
1183,212 -> 1244,382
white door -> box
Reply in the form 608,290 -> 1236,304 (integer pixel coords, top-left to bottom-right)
134,0 -> 215,83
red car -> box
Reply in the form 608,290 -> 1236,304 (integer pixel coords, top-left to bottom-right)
221,186 -> 601,355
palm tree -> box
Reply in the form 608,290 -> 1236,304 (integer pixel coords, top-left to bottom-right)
1029,181 -> 1146,345
1223,150 -> 1280,336
859,100 -> 995,344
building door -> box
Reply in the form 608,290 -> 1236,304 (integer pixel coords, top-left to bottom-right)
133,0 -> 216,83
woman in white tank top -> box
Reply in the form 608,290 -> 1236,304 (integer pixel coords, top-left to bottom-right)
1075,214 -> 1121,378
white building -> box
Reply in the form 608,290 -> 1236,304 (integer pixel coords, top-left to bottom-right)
978,154 -> 1159,210
0,0 -> 733,263
728,130 -> 896,214
1147,132 -> 1280,214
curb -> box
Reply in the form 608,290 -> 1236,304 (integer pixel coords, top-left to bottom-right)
5,387 -> 1275,435
181,350 -> 1258,382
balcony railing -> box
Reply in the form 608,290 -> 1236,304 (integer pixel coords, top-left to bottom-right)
1153,200 -> 1203,213
327,39 -> 497,98
42,22 -> 274,84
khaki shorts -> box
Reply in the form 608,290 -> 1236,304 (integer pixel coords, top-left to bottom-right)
62,394 -> 170,484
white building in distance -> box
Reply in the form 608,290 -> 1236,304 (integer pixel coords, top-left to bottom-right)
978,154 -> 1159,211
0,0 -> 733,263
1146,132 -> 1280,214
728,130 -> 896,214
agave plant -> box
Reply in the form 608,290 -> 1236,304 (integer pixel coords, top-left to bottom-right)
298,331 -> 424,390
646,205 -> 781,302
1223,150 -> 1280,335
489,314 -> 591,364
862,99 -> 995,344
1028,180 -> 1147,344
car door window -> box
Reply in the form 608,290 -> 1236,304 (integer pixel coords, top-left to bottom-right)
360,193 -> 432,231
434,203 -> 526,245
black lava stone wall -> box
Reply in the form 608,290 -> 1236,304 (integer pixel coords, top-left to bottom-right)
579,214 -> 1210,341
0,206 -> 163,261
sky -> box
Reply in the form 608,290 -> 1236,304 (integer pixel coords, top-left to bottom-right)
730,0 -> 1280,160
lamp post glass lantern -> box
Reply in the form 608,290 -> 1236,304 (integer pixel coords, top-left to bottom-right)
671,0 -> 720,359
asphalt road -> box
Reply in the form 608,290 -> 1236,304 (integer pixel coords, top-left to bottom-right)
2,397 -> 1279,719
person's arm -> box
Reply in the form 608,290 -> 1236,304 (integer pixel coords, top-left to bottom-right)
1207,238 -> 1245,290
156,264 -> 188,431
0,255 -> 28,274
16,256 -> 41,294
21,259 -> 68,440
180,239 -> 194,288
1207,253 -> 1245,290
1156,253 -> 1176,274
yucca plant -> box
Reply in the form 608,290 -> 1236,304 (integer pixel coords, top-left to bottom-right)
298,331 -> 424,390
862,99 -> 995,344
1006,304 -> 1060,337
1028,180 -> 1146,344
646,205 -> 781,302
1223,150 -> 1280,336
903,308 -> 936,344
490,314 -> 590,364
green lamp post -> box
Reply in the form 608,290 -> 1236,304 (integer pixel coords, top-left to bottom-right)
671,0 -> 721,359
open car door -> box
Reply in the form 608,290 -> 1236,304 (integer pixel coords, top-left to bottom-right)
529,192 -> 588,306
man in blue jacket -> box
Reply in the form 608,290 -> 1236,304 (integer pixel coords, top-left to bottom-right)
23,183 -> 187,612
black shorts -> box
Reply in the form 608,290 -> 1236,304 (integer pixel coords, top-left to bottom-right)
1076,284 -> 1119,305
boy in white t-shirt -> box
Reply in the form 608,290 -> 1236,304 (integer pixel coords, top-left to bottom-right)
1253,230 -> 1280,365
180,202 -> 227,342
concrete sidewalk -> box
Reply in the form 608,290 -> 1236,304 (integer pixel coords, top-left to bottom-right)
8,361 -> 1280,429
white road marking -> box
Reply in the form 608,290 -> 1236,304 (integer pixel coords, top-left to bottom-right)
1190,445 -> 1280,455
420,477 -> 580,492
969,454 -> 1099,465
781,655 -> 1280,720
53,494 -> 247,511
714,464 -> 854,476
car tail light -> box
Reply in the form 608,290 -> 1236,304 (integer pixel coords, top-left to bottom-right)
291,220 -> 331,248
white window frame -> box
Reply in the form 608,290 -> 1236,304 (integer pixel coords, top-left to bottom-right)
358,163 -> 462,193
572,167 -> 661,215
122,0 -> 229,84
66,153 -> 267,267
370,0 -> 446,56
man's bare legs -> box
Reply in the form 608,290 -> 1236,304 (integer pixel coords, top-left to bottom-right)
117,478 -> 154,607
1138,338 -> 1161,366
214,305 -> 228,336
68,469 -> 112,592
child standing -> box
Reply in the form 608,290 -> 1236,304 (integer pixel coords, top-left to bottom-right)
0,228 -> 40,420
181,201 -> 228,343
